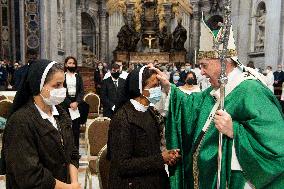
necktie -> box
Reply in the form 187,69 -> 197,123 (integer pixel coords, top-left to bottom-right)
114,80 -> 118,88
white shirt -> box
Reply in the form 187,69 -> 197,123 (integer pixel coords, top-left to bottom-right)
34,104 -> 59,130
103,71 -> 129,80
130,99 -> 149,112
178,85 -> 201,95
65,73 -> 77,96
264,71 -> 274,92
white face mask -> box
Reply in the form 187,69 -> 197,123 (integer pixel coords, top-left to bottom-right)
41,87 -> 66,106
98,65 -> 103,70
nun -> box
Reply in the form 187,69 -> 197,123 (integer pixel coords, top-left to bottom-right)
2,60 -> 81,189
107,66 -> 180,189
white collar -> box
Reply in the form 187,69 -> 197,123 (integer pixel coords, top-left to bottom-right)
34,104 -> 59,119
130,99 -> 149,112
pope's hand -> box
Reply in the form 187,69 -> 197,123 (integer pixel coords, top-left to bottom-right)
214,110 -> 234,138
150,67 -> 171,94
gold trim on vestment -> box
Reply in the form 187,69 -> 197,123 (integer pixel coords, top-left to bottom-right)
197,49 -> 237,59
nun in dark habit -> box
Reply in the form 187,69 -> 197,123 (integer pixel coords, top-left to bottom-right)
1,60 -> 81,189
107,66 -> 180,189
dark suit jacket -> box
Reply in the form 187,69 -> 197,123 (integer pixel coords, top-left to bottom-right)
94,69 -> 107,95
107,102 -> 169,189
62,72 -> 84,108
2,101 -> 79,189
273,71 -> 284,87
101,77 -> 128,118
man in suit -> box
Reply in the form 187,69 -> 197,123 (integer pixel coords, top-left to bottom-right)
273,64 -> 284,99
101,63 -> 128,118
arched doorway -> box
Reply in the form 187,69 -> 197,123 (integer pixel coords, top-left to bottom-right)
81,12 -> 97,67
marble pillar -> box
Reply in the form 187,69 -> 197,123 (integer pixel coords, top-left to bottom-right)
76,4 -> 83,66
191,5 -> 201,64
98,1 -> 107,62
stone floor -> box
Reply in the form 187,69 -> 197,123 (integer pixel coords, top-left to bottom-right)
0,120 -> 100,189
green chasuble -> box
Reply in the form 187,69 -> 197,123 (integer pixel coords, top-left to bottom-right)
165,79 -> 284,189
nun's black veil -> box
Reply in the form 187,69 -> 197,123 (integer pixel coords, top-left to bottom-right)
11,59 -> 53,115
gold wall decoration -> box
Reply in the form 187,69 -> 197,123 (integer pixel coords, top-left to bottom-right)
133,0 -> 142,31
106,0 -> 126,15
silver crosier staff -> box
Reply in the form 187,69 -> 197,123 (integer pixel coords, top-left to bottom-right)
216,0 -> 232,188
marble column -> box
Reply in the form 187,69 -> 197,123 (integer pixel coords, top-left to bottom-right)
19,0 -> 25,62
191,2 -> 201,64
76,4 -> 83,66
279,0 -> 284,65
98,1 -> 107,61
10,0 -> 16,61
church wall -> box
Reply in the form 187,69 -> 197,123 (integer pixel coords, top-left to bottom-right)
243,0 -> 282,70
108,11 -> 124,62
264,0 -> 282,70
279,0 -> 284,66
231,0 -> 251,65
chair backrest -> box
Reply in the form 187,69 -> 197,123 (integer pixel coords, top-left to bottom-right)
0,99 -> 13,119
97,145 -> 110,189
84,92 -> 100,114
87,117 -> 110,156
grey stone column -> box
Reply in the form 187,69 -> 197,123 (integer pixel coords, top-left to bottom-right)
191,2 -> 201,64
10,0 -> 16,61
19,0 -> 25,63
279,0 -> 284,65
76,4 -> 83,65
98,1 -> 107,62
162,2 -> 172,32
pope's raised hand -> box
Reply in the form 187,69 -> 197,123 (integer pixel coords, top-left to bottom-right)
150,67 -> 171,94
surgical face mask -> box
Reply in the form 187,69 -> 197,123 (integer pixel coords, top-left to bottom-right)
185,66 -> 191,72
180,68 -> 185,72
173,67 -> 177,72
41,87 -> 66,106
278,68 -> 282,72
98,65 -> 103,70
145,86 -> 162,105
173,75 -> 180,81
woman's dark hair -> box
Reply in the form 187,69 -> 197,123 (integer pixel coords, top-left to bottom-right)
142,67 -> 157,89
186,71 -> 197,85
64,56 -> 77,71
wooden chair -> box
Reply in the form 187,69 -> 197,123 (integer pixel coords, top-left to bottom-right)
83,92 -> 100,119
97,145 -> 110,189
0,99 -> 13,119
84,117 -> 111,189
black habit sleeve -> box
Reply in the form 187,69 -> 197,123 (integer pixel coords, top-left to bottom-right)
109,114 -> 165,177
3,118 -> 56,188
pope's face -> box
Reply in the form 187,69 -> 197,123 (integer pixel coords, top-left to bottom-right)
199,58 -> 221,88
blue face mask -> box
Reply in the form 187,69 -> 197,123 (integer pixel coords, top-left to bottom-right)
173,75 -> 180,81
145,86 -> 162,105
